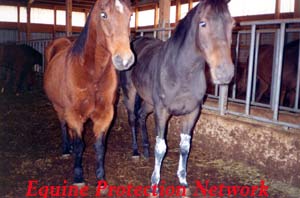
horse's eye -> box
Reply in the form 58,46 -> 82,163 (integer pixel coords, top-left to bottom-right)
199,21 -> 206,27
100,12 -> 108,19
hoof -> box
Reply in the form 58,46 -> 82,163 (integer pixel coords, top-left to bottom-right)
61,153 -> 71,158
148,192 -> 159,198
73,182 -> 86,189
132,155 -> 140,161
97,184 -> 109,195
143,149 -> 150,159
1,88 -> 4,93
180,187 -> 191,198
132,150 -> 140,160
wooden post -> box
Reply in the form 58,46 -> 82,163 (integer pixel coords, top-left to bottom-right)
275,0 -> 281,19
26,4 -> 31,41
295,0 -> 300,18
158,0 -> 171,41
66,0 -> 72,37
135,7 -> 139,31
175,0 -> 181,24
17,4 -> 21,42
53,6 -> 57,39
188,0 -> 193,11
154,3 -> 159,28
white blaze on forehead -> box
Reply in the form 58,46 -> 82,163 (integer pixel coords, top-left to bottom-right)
115,0 -> 124,13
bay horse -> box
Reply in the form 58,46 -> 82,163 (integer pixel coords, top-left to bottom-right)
120,0 -> 234,194
44,0 -> 134,187
0,44 -> 42,94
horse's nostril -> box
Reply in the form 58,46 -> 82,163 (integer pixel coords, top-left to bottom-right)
127,55 -> 135,67
114,55 -> 123,65
113,54 -> 135,70
214,64 -> 234,84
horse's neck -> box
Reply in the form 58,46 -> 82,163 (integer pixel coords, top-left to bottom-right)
79,21 -> 111,75
164,25 -> 204,73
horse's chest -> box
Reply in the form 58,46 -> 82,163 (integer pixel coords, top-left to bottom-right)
161,89 -> 203,115
159,71 -> 206,115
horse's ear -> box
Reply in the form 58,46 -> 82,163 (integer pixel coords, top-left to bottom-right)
226,0 -> 231,3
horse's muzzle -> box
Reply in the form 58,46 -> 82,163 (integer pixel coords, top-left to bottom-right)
112,53 -> 135,71
213,64 -> 234,85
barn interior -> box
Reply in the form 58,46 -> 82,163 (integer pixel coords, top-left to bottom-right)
0,0 -> 300,197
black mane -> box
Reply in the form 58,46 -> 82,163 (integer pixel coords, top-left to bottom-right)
71,6 -> 93,54
172,3 -> 198,42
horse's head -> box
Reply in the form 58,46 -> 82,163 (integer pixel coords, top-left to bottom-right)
93,0 -> 134,70
195,0 -> 235,84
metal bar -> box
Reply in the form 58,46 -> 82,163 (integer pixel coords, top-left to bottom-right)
202,105 -> 300,129
219,85 -> 229,115
273,23 -> 286,121
245,24 -> 257,115
240,18 -> 300,26
294,38 -> 300,110
270,30 -> 281,109
232,32 -> 240,99
252,32 -> 260,103
226,110 -> 300,129
153,31 -> 157,38
214,84 -> 219,97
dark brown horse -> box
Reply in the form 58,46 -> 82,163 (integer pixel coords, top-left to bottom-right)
44,0 -> 133,187
255,41 -> 299,107
0,44 -> 42,94
120,0 -> 234,195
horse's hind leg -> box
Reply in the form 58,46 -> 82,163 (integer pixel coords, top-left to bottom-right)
61,121 -> 73,157
177,108 -> 200,193
137,101 -> 153,158
121,74 -> 140,158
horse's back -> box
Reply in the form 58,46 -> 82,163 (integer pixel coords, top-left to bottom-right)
45,38 -> 72,66
129,37 -> 163,103
44,40 -> 72,109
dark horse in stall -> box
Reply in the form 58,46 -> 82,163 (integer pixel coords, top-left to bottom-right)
120,0 -> 234,194
0,44 -> 42,94
44,0 -> 134,187
256,40 -> 300,107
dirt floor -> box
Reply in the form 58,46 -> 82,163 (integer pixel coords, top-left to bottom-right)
0,91 -> 299,198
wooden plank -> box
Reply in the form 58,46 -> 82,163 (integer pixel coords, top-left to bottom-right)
66,0 -> 72,37
26,4 -> 31,41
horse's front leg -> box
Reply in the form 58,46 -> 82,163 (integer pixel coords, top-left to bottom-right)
177,108 -> 200,190
92,104 -> 114,194
65,112 -> 85,186
150,106 -> 170,194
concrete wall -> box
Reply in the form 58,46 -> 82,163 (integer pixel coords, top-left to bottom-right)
181,109 -> 300,186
